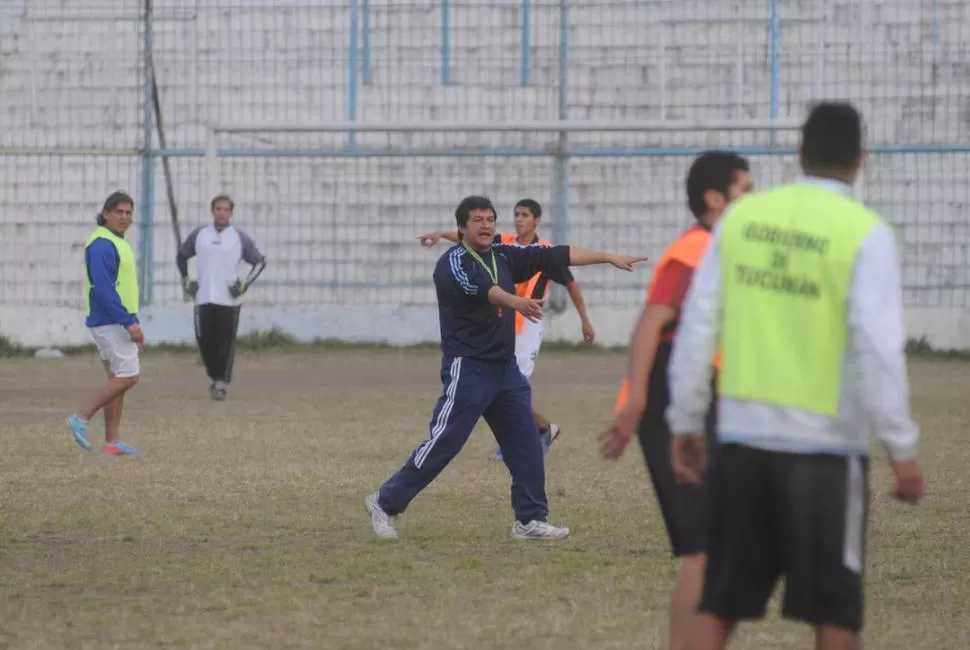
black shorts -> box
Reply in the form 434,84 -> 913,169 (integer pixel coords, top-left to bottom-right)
699,443 -> 870,633
637,342 -> 717,557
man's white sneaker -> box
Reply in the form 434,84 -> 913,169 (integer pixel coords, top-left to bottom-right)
511,520 -> 570,540
365,492 -> 398,539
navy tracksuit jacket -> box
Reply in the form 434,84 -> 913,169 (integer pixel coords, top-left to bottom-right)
378,241 -> 573,523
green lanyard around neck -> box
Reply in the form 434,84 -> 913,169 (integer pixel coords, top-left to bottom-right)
462,241 -> 498,285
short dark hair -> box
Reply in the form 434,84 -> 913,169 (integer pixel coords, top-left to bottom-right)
800,102 -> 863,173
514,198 -> 542,219
455,195 -> 497,229
210,194 -> 235,212
685,151 -> 750,218
97,190 -> 134,226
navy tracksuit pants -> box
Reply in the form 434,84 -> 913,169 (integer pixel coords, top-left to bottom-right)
377,355 -> 548,523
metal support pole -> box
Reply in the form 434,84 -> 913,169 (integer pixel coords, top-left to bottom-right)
138,0 -> 156,307
362,0 -> 371,85
550,0 -> 569,314
206,127 -> 220,203
768,0 -> 780,146
348,0 -> 359,149
442,0 -> 451,84
735,18 -> 744,118
520,0 -> 531,86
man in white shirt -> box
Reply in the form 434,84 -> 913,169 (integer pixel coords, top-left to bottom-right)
177,195 -> 266,400
665,102 -> 925,650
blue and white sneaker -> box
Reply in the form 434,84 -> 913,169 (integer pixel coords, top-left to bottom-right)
67,414 -> 91,451
541,424 -> 561,450
489,424 -> 561,462
102,441 -> 140,456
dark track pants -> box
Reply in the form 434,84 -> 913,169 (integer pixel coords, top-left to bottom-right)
194,303 -> 241,384
378,355 -> 548,523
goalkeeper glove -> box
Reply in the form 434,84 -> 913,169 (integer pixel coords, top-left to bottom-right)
182,277 -> 198,301
228,279 -> 248,298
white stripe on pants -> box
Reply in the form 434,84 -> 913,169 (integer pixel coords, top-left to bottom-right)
414,356 -> 462,469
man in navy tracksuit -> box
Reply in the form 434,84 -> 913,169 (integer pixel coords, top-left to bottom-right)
366,195 -> 647,540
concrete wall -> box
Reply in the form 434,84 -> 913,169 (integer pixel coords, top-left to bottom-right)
1,0 -> 968,349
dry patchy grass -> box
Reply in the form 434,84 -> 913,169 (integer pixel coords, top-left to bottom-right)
0,348 -> 967,649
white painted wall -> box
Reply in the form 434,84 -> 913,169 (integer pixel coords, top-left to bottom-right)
1,0 -> 968,349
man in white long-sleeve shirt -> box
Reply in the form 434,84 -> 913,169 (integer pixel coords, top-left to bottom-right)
665,102 -> 925,650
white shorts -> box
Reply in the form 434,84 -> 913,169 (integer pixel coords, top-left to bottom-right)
90,324 -> 141,378
515,318 -> 545,379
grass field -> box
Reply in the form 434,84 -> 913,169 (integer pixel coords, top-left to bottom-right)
1,346 -> 968,649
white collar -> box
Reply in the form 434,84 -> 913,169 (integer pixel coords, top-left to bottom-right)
795,174 -> 852,196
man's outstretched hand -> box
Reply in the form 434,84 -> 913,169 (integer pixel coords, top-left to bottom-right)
418,232 -> 443,247
609,254 -> 650,271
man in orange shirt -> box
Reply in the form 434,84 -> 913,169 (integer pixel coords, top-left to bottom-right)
419,198 -> 595,459
599,151 -> 754,650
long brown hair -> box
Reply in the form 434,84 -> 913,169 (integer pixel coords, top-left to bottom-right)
97,191 -> 134,226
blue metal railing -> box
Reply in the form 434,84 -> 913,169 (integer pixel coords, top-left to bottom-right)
521,0 -> 532,86
768,0 -> 779,123
139,4 -> 156,307
441,0 -> 451,85
347,0 -> 360,150
135,1 -> 966,305
150,145 -> 970,160
342,0 -> 782,145
362,0 -> 371,85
